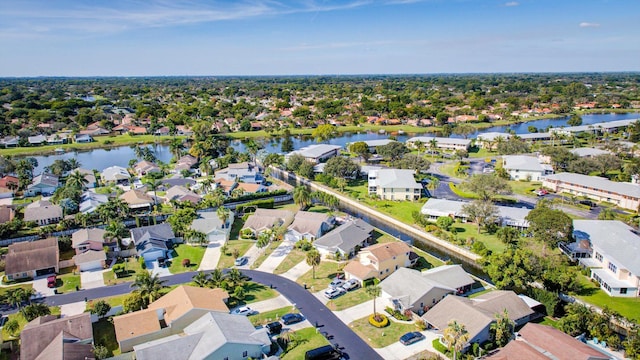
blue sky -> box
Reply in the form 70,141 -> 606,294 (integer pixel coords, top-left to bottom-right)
0,0 -> 638,76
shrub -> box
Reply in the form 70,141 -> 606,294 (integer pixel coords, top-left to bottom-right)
432,338 -> 449,354
437,216 -> 454,231
384,307 -> 411,321
425,224 -> 439,232
415,319 -> 427,331
138,256 -> 146,269
236,198 -> 275,212
182,258 -> 191,267
368,314 -> 389,328
240,228 -> 255,240
296,239 -> 313,251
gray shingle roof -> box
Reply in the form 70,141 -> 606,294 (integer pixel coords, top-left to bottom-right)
130,223 -> 174,252
370,169 -> 421,189
543,172 -> 640,199
573,220 -> 640,275
289,144 -> 341,159
380,267 -> 455,309
569,147 -> 611,157
313,218 -> 373,253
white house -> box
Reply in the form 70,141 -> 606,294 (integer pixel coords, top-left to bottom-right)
421,198 -> 530,229
561,220 -> 640,297
502,155 -> 553,181
215,162 -> 264,184
368,168 -> 422,201
349,139 -> 397,153
101,166 -> 130,183
406,136 -> 472,151
569,147 -> 612,158
25,173 -> 59,197
285,144 -> 342,164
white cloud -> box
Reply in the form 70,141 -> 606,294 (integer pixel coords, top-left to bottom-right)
504,1 -> 519,6
579,22 -> 601,28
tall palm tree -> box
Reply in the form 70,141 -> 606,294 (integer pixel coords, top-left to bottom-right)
427,177 -> 440,198
306,249 -> 321,279
104,220 -> 127,247
293,186 -> 311,210
216,206 -> 231,229
365,284 -> 381,316
131,272 -> 167,305
429,138 -> 438,160
491,309 -> 514,348
192,271 -> 211,288
169,138 -> 185,159
443,320 -> 470,360
67,158 -> 81,169
66,170 -> 89,190
144,179 -> 163,207
184,229 -> 208,246
226,268 -> 244,289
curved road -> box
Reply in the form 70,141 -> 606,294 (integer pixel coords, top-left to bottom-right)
40,269 -> 382,360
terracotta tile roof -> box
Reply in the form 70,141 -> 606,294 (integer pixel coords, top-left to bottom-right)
235,182 -> 262,193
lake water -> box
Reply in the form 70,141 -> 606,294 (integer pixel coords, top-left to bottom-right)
26,112 -> 640,174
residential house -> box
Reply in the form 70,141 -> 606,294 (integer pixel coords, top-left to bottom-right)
313,218 -> 373,257
5,237 -> 59,280
215,162 -> 264,184
475,132 -> 511,149
176,125 -> 193,136
421,198 -> 531,230
368,168 -> 422,201
1,136 -> 19,148
569,147 -> 612,158
24,200 -> 63,225
154,126 -> 170,136
120,189 -> 155,210
161,177 -> 197,189
0,175 -> 19,190
27,134 -> 47,146
486,323 -> 611,360
101,165 -> 130,183
542,172 -> 640,211
74,134 -> 95,143
550,119 -> 635,136
165,185 -> 201,205
71,228 -> 113,271
47,133 -> 69,145
190,211 -> 234,243
380,265 -> 474,315
130,223 -> 176,261
241,209 -> 295,238
406,136 -> 472,151
174,155 -> 198,173
25,173 -> 59,197
502,155 -> 554,181
79,191 -> 108,214
0,205 -> 15,224
215,179 -> 238,196
285,211 -> 333,242
349,139 -> 397,153
422,291 -> 536,349
560,220 -> 640,297
344,241 -> 414,283
133,312 -> 271,360
134,160 -> 161,176
235,182 -> 267,194
114,285 -> 229,352
20,313 -> 94,360
285,144 -> 342,164
71,168 -> 97,188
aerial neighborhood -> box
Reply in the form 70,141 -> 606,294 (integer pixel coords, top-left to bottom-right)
0,75 -> 639,360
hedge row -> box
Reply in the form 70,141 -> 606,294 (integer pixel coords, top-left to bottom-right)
223,189 -> 288,204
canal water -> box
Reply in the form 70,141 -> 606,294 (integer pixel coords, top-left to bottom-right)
24,112 -> 640,176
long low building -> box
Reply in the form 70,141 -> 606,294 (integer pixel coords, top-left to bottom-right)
421,198 -> 530,229
285,144 -> 342,163
542,172 -> 640,211
549,118 -> 639,135
406,136 -> 471,151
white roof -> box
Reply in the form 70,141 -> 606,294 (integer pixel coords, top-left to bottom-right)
370,168 -> 420,189
550,119 -> 638,133
502,155 -> 547,172
569,147 -> 611,157
406,136 -> 471,146
101,166 -> 130,181
421,198 -> 530,227
518,132 -> 551,140
360,139 -> 396,147
573,220 -> 640,275
288,144 -> 341,159
475,132 -> 511,141
543,172 -> 640,199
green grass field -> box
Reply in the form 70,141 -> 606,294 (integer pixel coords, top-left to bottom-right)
574,276 -> 640,321
218,239 -> 255,269
168,244 -> 206,274
280,327 -> 331,360
103,257 -> 145,285
450,223 -> 506,253
273,249 -> 307,275
349,315 -> 419,348
327,288 -> 371,311
249,306 -> 295,326
296,261 -> 342,292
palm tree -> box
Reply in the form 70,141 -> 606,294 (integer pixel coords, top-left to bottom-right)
429,138 -> 438,160
201,177 -> 213,193
226,268 -> 244,289
169,137 -> 185,159
257,230 -> 272,251
413,140 -> 424,156
185,229 -> 208,246
427,177 -> 440,198
443,320 -> 470,360
131,272 -> 167,305
66,170 -> 89,190
20,303 -> 51,322
209,268 -> 225,288
144,179 -> 163,207
293,186 -> 311,210
67,158 -> 81,169
192,271 -> 211,288
365,284 -> 381,316
306,249 -> 321,279
491,309 -> 515,348
216,206 -> 231,229
231,187 -> 245,199
104,221 -> 127,248
3,319 -> 19,337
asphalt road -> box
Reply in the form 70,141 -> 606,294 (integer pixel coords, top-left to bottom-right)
37,269 -> 381,360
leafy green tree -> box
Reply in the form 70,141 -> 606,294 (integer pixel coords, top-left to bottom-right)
216,206 -> 231,229
525,203 -> 573,250
167,207 -> 197,236
312,124 -> 335,142
483,248 -> 539,290
281,136 -> 294,153
306,249 -> 321,279
286,154 -> 306,172
93,345 -> 110,360
377,142 -> 408,161
90,300 -> 112,319
192,271 -> 211,288
462,174 -> 511,201
21,303 -> 51,322
293,186 -> 312,209
3,319 -> 20,337
323,156 -> 360,179
462,200 -> 499,234
452,124 -> 476,139
436,216 -> 454,231
349,141 -> 371,162
567,113 -> 583,126
396,154 -> 431,173
558,303 -> 592,336
496,226 -> 520,248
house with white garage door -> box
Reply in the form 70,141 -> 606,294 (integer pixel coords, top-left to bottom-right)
190,211 -> 234,243
71,228 -> 115,271
130,223 -> 176,261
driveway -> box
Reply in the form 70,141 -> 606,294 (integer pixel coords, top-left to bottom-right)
198,239 -> 225,271
281,261 -> 311,281
80,269 -> 106,290
236,244 -> 260,269
60,301 -> 87,317
32,277 -> 55,298
256,240 -> 295,273
146,260 -> 171,277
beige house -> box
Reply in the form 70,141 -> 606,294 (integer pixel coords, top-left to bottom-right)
344,241 -> 414,283
241,209 -> 294,238
5,237 -> 59,281
120,189 -> 155,210
114,285 -> 229,352
368,169 -> 422,201
20,313 -> 94,360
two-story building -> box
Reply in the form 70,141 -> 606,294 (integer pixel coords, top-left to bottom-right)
542,173 -> 640,211
368,168 -> 422,201
344,241 -> 415,284
502,155 -> 554,181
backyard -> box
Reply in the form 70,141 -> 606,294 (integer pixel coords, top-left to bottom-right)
573,275 -> 640,321
93,318 -> 120,357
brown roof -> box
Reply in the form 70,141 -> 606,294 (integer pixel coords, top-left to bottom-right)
71,228 -> 108,248
473,290 -> 536,322
114,308 -> 161,343
120,189 -> 154,206
366,241 -> 411,262
23,204 -> 63,222
0,175 -> 18,188
344,260 -> 376,280
487,340 -> 549,360
235,182 -> 262,193
20,313 -> 92,360
5,238 -> 59,275
243,209 -> 294,232
0,205 -> 15,224
148,285 -> 229,324
73,250 -> 106,264
490,323 -> 610,360
288,211 -> 329,236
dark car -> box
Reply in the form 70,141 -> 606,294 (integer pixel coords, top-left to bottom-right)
266,321 -> 282,334
579,200 -> 597,208
305,345 -> 343,360
158,257 -> 167,267
281,313 -> 304,325
400,331 -> 425,345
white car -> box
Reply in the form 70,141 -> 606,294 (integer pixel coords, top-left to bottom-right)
328,279 -> 345,289
231,306 -> 256,316
234,256 -> 248,266
324,288 -> 345,299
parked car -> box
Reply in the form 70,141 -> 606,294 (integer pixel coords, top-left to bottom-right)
400,331 -> 425,345
579,199 -> 597,208
340,279 -> 360,292
234,256 -> 248,266
266,321 -> 282,334
158,257 -> 167,267
535,189 -> 548,196
47,275 -> 57,288
328,279 -> 345,289
231,306 -> 256,316
281,313 -> 304,325
305,345 -> 344,360
323,288 -> 345,299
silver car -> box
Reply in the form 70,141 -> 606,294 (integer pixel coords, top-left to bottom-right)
340,279 -> 360,292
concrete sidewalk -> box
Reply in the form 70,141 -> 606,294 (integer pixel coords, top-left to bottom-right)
256,240 -> 295,273
198,239 -> 225,271
281,261 -> 312,281
375,330 -> 440,360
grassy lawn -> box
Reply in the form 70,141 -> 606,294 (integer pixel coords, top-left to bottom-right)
251,240 -> 283,269
229,218 -> 245,240
370,229 -> 397,244
327,288 -> 371,311
2,306 -> 60,341
218,239 -> 254,269
56,267 -> 81,294
508,180 -> 542,196
296,261 -> 342,292
87,293 -> 128,310
349,315 -> 419,348
450,223 -> 506,253
227,282 -> 279,308
168,244 -> 206,274
249,306 -> 294,326
0,283 -> 33,298
573,275 -> 640,321
439,162 -> 467,179
280,327 -> 331,360
534,316 -> 561,329
448,183 -> 478,199
103,257 -> 145,285
273,248 -> 307,275
93,318 -> 121,357
411,247 -> 445,269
